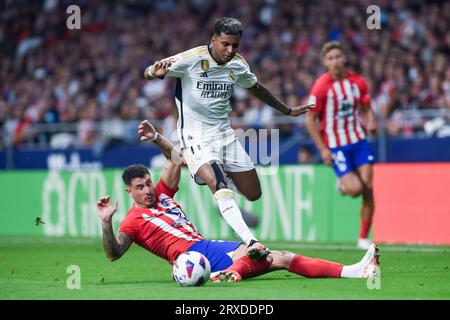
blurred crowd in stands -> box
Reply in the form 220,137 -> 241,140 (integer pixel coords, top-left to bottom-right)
1,0 -> 450,151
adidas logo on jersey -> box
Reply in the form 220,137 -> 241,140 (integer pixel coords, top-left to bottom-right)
200,72 -> 208,78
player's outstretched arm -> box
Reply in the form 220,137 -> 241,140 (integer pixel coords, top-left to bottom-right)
160,159 -> 182,191
247,82 -> 314,116
138,120 -> 182,190
144,57 -> 176,80
96,196 -> 133,261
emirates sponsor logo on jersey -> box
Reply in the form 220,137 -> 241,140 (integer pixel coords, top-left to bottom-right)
196,81 -> 232,91
196,81 -> 233,99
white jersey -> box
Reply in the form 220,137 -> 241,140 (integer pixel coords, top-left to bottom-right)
163,45 -> 258,147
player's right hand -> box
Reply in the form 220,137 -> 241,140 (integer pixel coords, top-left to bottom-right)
150,57 -> 176,77
138,120 -> 157,141
96,195 -> 118,223
288,103 -> 315,116
320,149 -> 333,166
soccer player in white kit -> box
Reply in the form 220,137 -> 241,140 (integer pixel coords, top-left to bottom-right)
143,17 -> 313,259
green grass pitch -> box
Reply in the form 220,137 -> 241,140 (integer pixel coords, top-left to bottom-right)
1,236 -> 449,300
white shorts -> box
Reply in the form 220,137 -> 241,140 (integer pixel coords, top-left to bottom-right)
182,133 -> 255,185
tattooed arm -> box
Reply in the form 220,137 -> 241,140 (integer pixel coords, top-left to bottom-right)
101,224 -> 133,262
96,195 -> 133,261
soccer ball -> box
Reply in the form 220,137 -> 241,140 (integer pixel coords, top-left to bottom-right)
172,251 -> 211,287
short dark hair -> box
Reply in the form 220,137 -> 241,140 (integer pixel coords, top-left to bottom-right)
212,17 -> 243,36
122,164 -> 150,186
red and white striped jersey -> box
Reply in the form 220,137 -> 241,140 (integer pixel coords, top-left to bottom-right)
119,180 -> 204,264
308,71 -> 371,148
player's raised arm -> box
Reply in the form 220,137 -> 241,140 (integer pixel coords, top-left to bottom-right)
144,56 -> 177,80
95,196 -> 133,261
138,120 -> 182,190
138,120 -> 176,159
246,82 -> 314,116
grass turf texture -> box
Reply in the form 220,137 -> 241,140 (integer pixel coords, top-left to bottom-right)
1,236 -> 449,300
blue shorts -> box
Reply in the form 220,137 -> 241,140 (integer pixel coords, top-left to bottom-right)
187,240 -> 241,273
330,140 -> 375,178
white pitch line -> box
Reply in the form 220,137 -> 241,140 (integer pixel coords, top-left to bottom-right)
268,242 -> 450,253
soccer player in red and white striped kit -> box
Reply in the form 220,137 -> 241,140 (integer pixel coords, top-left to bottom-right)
95,121 -> 379,283
306,41 -> 377,250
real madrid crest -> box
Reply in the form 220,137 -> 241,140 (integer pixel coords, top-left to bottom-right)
201,60 -> 209,72
228,70 -> 235,81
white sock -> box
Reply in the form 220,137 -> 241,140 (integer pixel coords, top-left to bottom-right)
214,188 -> 256,245
340,262 -> 363,278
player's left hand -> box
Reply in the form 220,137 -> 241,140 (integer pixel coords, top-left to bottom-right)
288,103 -> 315,116
138,120 -> 157,141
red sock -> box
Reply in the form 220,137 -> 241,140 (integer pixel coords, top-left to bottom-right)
359,219 -> 372,239
227,256 -> 271,279
288,255 -> 343,278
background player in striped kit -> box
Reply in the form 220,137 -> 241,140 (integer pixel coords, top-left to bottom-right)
305,41 -> 377,250
143,17 -> 313,259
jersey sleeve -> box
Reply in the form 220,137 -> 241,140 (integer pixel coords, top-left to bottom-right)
358,77 -> 371,106
235,60 -> 258,89
155,179 -> 178,198
164,54 -> 191,78
308,79 -> 326,114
